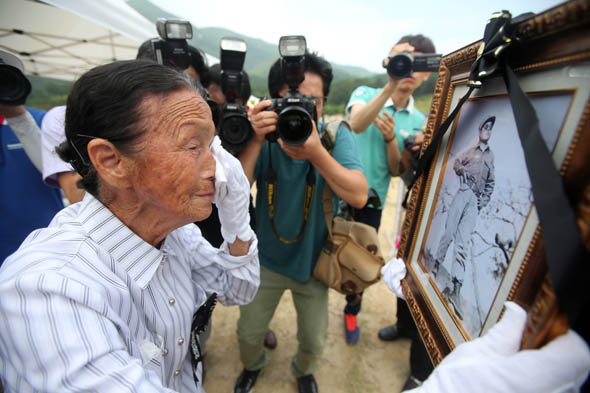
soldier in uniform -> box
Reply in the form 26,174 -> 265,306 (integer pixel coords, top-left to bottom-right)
433,115 -> 496,320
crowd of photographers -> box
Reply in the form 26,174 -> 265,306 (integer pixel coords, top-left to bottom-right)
0,17 -> 589,393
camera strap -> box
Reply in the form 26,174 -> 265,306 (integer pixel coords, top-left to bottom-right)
266,146 -> 316,244
406,10 -> 590,334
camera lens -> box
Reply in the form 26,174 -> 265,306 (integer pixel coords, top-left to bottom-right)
386,53 -> 413,79
0,64 -> 32,105
277,106 -> 312,146
218,113 -> 253,152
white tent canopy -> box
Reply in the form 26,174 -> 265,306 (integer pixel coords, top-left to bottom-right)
0,0 -> 217,81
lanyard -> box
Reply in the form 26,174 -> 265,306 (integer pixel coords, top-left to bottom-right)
265,145 -> 316,244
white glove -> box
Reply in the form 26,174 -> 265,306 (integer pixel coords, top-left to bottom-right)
411,301 -> 590,393
380,257 -> 407,300
210,136 -> 254,243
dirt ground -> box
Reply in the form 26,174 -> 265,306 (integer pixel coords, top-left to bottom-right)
203,179 -> 411,393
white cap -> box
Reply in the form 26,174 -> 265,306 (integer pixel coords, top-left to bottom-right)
0,49 -> 26,73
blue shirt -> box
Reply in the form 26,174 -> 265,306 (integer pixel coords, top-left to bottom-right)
0,108 -> 64,263
346,86 -> 426,209
254,122 -> 363,282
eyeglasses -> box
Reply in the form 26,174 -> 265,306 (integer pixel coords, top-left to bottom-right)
311,96 -> 327,106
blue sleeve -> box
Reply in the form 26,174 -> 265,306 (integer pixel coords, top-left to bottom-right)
332,123 -> 363,171
26,107 -> 47,126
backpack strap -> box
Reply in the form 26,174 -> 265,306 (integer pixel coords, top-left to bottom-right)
320,120 -> 351,235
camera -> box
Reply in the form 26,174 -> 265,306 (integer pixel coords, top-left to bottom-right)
400,130 -> 422,186
265,36 -> 317,146
216,37 -> 254,153
383,52 -> 441,79
151,18 -> 193,70
336,188 -> 381,219
0,49 -> 31,106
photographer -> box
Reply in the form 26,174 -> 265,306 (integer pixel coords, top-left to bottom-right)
0,49 -> 64,264
204,63 -> 251,107
345,34 -> 436,388
0,59 -> 259,393
234,41 -> 368,393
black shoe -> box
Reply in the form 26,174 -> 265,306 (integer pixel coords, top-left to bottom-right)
297,374 -> 319,393
263,328 -> 277,349
401,375 -> 423,391
378,324 -> 403,341
233,368 -> 261,393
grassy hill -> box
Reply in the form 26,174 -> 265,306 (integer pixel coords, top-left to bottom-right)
126,0 -> 374,85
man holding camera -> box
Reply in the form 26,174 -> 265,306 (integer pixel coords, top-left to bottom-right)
235,38 -> 368,393
0,49 -> 64,264
345,34 -> 436,389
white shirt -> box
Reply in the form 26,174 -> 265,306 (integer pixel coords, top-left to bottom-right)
41,105 -> 72,188
0,193 -> 260,393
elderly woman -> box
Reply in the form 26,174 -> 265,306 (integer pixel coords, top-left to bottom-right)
0,60 -> 259,392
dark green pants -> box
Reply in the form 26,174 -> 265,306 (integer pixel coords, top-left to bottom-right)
237,266 -> 329,377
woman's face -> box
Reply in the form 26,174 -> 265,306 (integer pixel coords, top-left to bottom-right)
127,88 -> 216,226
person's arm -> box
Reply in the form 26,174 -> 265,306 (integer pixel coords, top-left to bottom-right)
57,171 -> 85,204
0,271 -> 178,392
349,87 -> 396,134
479,153 -> 495,211
348,42 -> 416,134
239,99 -> 277,185
379,257 -> 590,393
410,302 -> 590,393
0,105 -> 43,171
278,122 -> 368,209
373,111 -> 402,176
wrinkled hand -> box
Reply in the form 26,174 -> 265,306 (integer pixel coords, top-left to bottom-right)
412,302 -> 590,393
277,121 -> 323,162
380,257 -> 407,299
374,111 -> 395,143
249,99 -> 278,141
210,136 -> 254,243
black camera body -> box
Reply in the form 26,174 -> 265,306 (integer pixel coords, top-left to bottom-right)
216,37 -> 253,154
265,35 -> 316,146
151,18 -> 193,70
0,50 -> 31,106
265,91 -> 317,146
384,53 -> 441,79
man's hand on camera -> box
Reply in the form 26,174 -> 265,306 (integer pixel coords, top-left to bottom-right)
374,111 -> 396,143
277,121 -> 323,162
411,132 -> 424,152
0,104 -> 26,118
250,99 -> 278,141
211,136 -> 254,248
384,42 -> 415,90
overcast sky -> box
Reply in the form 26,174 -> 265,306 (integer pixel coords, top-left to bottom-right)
149,0 -> 563,73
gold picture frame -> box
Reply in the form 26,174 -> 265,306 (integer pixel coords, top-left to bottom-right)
398,0 -> 590,365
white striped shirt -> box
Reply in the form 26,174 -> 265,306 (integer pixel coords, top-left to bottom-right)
0,193 -> 259,393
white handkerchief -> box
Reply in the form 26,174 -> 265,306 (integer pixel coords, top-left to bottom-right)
140,340 -> 162,365
211,136 -> 228,203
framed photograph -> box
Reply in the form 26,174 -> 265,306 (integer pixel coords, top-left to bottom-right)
398,0 -> 590,364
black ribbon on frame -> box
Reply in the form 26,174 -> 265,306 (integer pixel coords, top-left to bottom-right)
404,10 -> 589,334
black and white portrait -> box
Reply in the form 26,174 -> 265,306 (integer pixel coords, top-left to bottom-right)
421,92 -> 572,338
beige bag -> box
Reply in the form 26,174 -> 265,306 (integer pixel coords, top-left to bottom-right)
313,120 -> 385,294
314,214 -> 385,294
